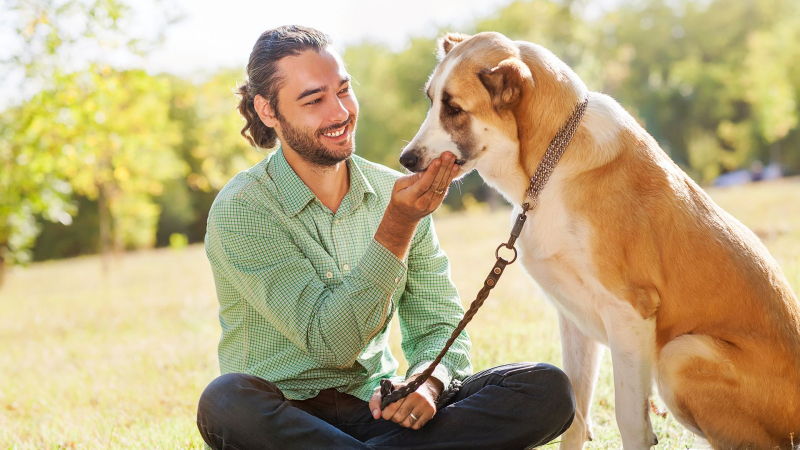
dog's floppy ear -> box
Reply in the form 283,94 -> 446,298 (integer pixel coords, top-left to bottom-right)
437,32 -> 471,60
478,58 -> 532,112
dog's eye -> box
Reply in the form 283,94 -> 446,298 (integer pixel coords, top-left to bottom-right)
443,101 -> 462,115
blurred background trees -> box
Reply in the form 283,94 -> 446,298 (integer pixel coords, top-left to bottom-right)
1,0 -> 799,281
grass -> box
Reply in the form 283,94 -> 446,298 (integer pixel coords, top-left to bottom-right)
1,178 -> 799,449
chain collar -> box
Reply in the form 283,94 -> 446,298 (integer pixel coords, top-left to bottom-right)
522,96 -> 589,212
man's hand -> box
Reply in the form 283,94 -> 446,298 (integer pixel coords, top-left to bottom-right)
388,151 -> 459,223
368,375 -> 444,430
375,152 -> 459,259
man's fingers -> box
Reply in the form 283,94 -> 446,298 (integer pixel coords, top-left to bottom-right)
390,395 -> 417,425
393,171 -> 424,192
410,404 -> 434,430
433,157 -> 458,195
408,159 -> 442,196
368,390 -> 381,419
427,153 -> 455,197
381,397 -> 404,421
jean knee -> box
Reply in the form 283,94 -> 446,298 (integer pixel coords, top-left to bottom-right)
197,373 -> 277,427
537,364 -> 576,429
198,373 -> 240,414
509,363 -> 576,427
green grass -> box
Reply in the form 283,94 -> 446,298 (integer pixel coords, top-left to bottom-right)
1,178 -> 799,449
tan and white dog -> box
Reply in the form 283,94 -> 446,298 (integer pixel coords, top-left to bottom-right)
398,32 -> 800,450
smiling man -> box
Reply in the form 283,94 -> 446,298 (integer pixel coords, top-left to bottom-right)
195,25 -> 575,450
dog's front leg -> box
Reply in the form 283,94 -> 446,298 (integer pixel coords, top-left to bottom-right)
557,311 -> 603,450
604,306 -> 658,450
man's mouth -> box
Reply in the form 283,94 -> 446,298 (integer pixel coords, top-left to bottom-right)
320,119 -> 351,141
323,126 -> 347,138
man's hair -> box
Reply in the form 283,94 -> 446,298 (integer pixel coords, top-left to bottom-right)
237,25 -> 332,149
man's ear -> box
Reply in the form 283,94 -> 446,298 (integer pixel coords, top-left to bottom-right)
436,32 -> 471,61
478,58 -> 532,112
254,94 -> 279,128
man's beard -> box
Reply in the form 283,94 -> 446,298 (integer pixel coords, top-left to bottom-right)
276,110 -> 356,167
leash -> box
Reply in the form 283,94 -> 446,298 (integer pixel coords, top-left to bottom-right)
380,96 -> 589,410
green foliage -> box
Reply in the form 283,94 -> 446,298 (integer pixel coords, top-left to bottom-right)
0,106 -> 76,265
169,232 -> 189,250
179,70 -> 267,192
0,0 -> 180,269
592,0 -> 800,179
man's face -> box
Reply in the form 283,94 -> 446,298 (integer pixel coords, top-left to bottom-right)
272,47 -> 358,167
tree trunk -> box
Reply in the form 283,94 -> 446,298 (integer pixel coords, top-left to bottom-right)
98,183 -> 111,276
0,252 -> 5,289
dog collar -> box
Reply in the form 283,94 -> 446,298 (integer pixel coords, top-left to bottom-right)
522,96 -> 590,211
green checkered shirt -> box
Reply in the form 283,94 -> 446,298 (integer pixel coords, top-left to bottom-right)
204,147 -> 472,402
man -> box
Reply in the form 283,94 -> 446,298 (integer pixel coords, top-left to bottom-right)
196,25 -> 575,450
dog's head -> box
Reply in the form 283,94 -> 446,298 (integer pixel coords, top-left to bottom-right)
399,32 -> 531,177
399,32 -> 586,179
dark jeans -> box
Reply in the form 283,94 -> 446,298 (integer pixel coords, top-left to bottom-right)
196,362 -> 575,450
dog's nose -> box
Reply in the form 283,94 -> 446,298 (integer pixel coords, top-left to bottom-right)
399,152 -> 418,171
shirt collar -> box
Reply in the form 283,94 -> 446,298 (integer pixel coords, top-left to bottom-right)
268,146 -> 376,217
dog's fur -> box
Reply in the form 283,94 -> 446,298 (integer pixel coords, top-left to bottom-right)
399,32 -> 800,450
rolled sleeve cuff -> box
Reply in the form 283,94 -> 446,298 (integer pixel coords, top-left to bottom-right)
354,238 -> 407,294
407,361 -> 452,391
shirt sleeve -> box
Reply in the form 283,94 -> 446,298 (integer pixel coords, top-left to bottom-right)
398,214 -> 472,389
205,195 -> 406,369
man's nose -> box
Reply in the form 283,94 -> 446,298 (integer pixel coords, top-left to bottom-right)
328,95 -> 349,123
399,151 -> 418,171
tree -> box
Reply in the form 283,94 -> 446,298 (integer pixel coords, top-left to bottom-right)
0,0 -> 181,281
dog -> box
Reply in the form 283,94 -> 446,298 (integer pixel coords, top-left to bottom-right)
398,31 -> 800,450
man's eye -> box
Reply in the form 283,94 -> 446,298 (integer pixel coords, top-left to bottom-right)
306,98 -> 321,106
339,86 -> 350,94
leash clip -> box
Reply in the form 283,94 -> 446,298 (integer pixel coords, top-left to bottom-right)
494,243 -> 517,265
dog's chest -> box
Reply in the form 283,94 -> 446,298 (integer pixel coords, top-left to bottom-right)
513,192 -> 612,344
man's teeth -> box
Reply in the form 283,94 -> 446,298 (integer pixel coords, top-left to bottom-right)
324,127 -> 346,137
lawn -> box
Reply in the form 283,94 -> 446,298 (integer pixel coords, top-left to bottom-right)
1,178 -> 798,449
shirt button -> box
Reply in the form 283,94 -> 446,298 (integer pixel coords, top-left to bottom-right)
394,277 -> 400,284
334,219 -> 339,224
343,264 -> 349,271
326,271 -> 333,278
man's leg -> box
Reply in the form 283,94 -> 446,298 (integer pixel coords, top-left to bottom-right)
365,362 -> 576,450
196,373 -> 371,450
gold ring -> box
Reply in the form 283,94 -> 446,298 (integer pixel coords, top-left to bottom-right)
409,412 -> 419,422
434,189 -> 445,195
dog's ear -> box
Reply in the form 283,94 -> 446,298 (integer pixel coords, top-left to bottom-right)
478,58 -> 532,112
437,33 -> 471,60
